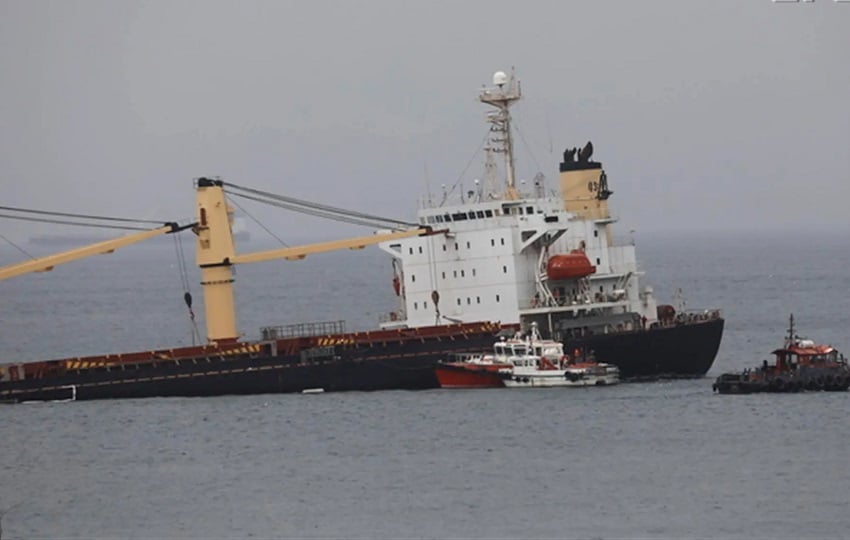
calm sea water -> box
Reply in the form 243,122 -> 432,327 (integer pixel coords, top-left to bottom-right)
1,230 -> 849,539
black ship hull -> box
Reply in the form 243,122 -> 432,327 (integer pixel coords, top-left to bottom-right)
0,323 -> 500,403
568,317 -> 725,379
1,318 -> 724,403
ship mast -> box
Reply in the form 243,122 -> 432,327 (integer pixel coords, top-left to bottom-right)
479,70 -> 522,200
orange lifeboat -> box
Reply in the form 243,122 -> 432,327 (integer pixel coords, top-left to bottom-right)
547,251 -> 596,281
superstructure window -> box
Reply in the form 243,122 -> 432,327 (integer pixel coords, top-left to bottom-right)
503,266 -> 507,274
455,242 -> 459,250
472,269 -> 476,277
496,294 -> 501,303
414,302 -> 418,310
596,258 -> 601,265
527,206 -> 533,214
485,210 -> 493,218
442,272 -> 446,279
466,241 -> 470,249
490,239 -> 495,247
412,275 -> 416,282
457,298 -> 461,306
476,296 -> 481,304
461,270 -> 465,277
476,211 -> 484,218
594,230 -> 599,238
418,247 -> 423,254
409,248 -> 413,255
500,238 -> 505,246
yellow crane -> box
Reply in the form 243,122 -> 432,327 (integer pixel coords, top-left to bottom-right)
1,178 -> 436,344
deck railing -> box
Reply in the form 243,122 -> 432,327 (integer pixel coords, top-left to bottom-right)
260,320 -> 347,340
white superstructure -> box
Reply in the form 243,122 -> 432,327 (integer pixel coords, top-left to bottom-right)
379,70 -> 658,341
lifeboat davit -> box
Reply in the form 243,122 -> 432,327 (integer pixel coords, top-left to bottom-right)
547,251 -> 596,281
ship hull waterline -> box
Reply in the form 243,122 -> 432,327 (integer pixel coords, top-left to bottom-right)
1,318 -> 723,402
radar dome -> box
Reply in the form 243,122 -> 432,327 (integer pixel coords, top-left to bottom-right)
493,71 -> 508,86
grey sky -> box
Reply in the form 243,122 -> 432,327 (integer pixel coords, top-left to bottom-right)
1,0 -> 847,243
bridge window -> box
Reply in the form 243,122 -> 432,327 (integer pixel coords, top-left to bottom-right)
485,210 -> 493,218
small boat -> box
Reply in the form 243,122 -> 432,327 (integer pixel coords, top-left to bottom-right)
436,323 -> 620,389
434,353 -> 509,389
713,314 -> 850,394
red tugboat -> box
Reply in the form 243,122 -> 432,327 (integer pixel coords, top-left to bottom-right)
713,314 -> 850,394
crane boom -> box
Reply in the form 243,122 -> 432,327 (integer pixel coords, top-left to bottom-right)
0,223 -> 190,282
232,228 -> 432,265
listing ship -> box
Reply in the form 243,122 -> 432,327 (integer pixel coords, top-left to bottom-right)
0,69 -> 723,402
377,70 -> 723,378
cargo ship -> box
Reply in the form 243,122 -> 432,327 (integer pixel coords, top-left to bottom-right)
0,69 -> 724,402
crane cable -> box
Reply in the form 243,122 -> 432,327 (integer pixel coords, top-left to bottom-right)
0,213 -> 152,231
172,233 -> 202,346
0,233 -> 35,259
0,205 -> 164,224
225,195 -> 289,247
222,181 -> 419,230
